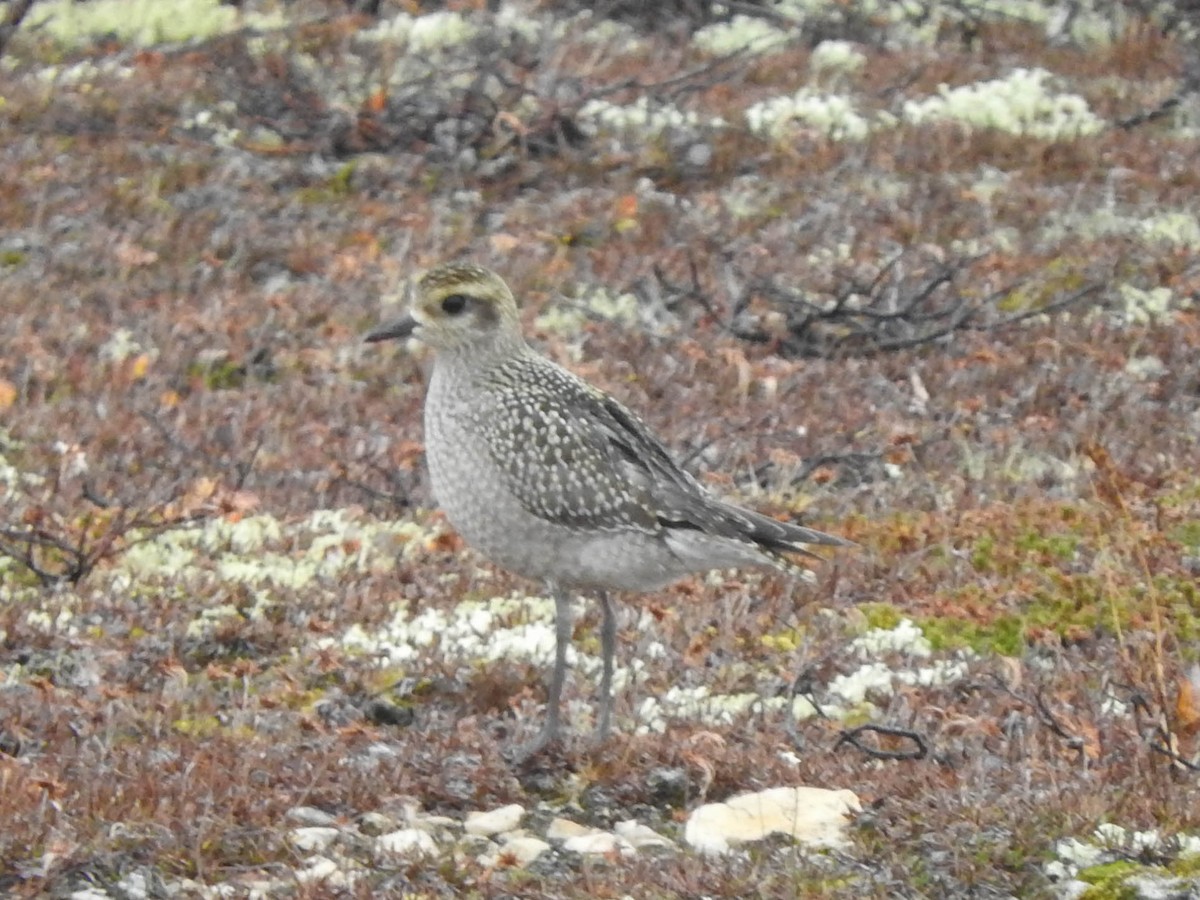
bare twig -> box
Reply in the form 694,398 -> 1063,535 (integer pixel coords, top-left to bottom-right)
1148,739 -> 1200,773
0,506 -> 207,587
1033,689 -> 1089,758
329,460 -> 413,509
1117,94 -> 1184,130
742,248 -> 1113,359
987,284 -> 1104,331
654,254 -> 720,320
835,723 -> 928,760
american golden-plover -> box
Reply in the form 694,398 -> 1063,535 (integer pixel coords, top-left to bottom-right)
366,262 -> 850,758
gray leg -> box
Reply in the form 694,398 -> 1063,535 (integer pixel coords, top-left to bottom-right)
596,591 -> 616,742
511,584 -> 572,762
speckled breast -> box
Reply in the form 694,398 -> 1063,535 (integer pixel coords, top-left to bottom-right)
422,367 -> 566,584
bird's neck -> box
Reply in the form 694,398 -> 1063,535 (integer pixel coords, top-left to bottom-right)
434,333 -> 529,376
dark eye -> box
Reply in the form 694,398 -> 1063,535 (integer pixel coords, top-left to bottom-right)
441,294 -> 468,315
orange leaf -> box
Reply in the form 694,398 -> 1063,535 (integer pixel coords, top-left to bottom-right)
0,379 -> 16,409
1177,666 -> 1200,738
367,87 -> 388,113
431,531 -> 463,553
176,477 -> 218,516
811,466 -> 837,484
133,50 -> 165,69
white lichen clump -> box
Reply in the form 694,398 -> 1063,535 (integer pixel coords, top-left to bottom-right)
36,59 -> 135,86
98,328 -> 154,365
692,15 -> 790,56
850,618 -> 933,657
359,11 -> 478,52
534,288 -> 658,337
108,509 -> 441,638
180,101 -> 242,148
746,90 -> 873,141
938,0 -> 1130,46
829,620 -> 970,709
637,686 -> 763,733
341,593 -> 560,667
25,604 -> 78,636
633,619 -> 969,731
810,40 -> 867,76
1041,208 -> 1200,256
1115,284 -> 1179,326
579,98 -> 722,137
903,68 -> 1104,139
1138,211 -> 1200,249
0,431 -> 30,500
340,593 -> 657,696
493,3 -> 554,44
24,0 -> 281,47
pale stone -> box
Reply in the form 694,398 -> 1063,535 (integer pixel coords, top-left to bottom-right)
357,811 -> 397,836
294,856 -> 344,884
375,828 -> 438,858
286,806 -> 338,827
614,820 -> 674,850
114,872 -> 149,900
563,832 -> 632,855
414,813 -> 458,829
481,835 -> 552,867
464,803 -> 525,836
288,827 -> 340,853
684,786 -> 861,855
546,817 -> 595,841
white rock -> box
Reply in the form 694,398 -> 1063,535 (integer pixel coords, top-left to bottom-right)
357,811 -> 397,836
286,806 -> 339,827
1125,873 -> 1200,899
614,820 -> 674,850
464,803 -> 525,836
364,741 -> 400,759
483,835 -> 552,867
505,835 -> 553,865
414,813 -> 458,830
115,872 -> 149,900
294,855 -> 343,884
563,832 -> 633,855
1125,355 -> 1166,380
375,828 -> 438,858
684,786 -> 861,855
288,827 -> 340,853
546,817 -> 595,841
